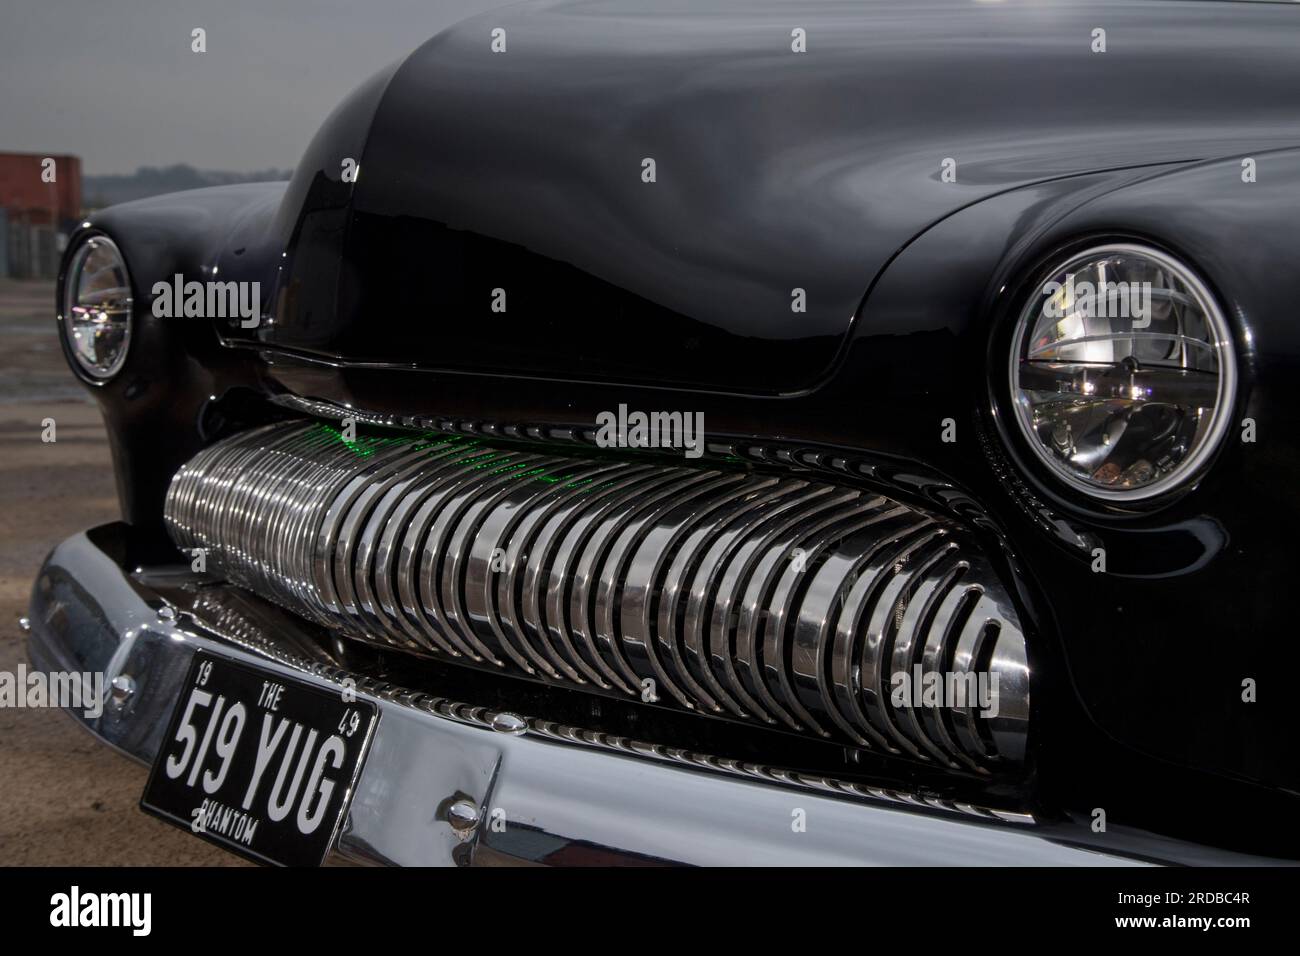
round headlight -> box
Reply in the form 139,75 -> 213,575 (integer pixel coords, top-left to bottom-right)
1009,243 -> 1235,502
61,236 -> 133,380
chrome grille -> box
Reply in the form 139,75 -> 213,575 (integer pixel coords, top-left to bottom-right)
164,420 -> 1030,769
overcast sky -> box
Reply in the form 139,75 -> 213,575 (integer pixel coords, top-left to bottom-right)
1,0 -> 520,175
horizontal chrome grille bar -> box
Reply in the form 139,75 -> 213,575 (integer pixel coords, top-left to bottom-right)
164,420 -> 1029,769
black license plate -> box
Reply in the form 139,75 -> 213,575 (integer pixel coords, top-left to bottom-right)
141,650 -> 378,866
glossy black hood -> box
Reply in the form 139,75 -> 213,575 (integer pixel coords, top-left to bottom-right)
222,0 -> 1300,393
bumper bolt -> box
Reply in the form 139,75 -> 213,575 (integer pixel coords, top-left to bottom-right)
109,674 -> 136,707
156,605 -> 176,623
447,799 -> 480,835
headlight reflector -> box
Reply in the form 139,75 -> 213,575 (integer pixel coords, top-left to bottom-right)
1009,243 -> 1235,502
61,236 -> 133,380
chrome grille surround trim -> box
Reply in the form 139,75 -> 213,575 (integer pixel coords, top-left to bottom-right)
165,419 -> 1030,769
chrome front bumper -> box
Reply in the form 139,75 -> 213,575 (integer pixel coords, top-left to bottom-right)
26,523 -> 1146,866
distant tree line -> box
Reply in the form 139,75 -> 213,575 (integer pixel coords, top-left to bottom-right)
84,164 -> 292,209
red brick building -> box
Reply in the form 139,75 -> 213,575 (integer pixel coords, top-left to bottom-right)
0,151 -> 83,278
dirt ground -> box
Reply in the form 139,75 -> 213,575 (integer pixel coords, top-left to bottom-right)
0,278 -> 242,865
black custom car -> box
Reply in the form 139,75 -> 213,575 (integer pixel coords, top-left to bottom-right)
29,0 -> 1300,865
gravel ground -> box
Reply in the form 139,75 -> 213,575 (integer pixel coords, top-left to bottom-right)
0,279 -> 243,865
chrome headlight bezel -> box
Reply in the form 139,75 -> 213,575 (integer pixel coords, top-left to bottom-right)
59,234 -> 134,382
1004,241 -> 1237,505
